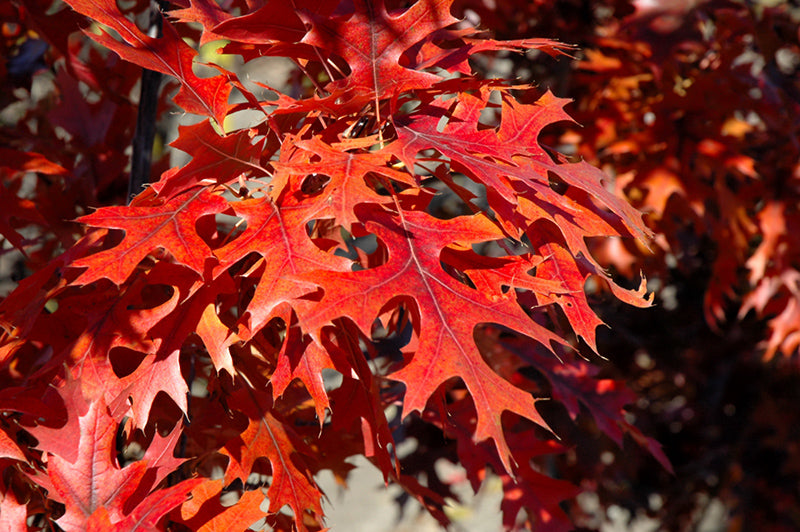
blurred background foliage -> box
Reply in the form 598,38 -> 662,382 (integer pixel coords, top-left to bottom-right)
453,1 -> 800,530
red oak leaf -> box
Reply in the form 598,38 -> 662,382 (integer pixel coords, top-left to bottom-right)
143,263 -> 239,377
32,263 -> 199,429
416,34 -> 572,76
427,398 -> 578,532
504,335 -> 673,474
221,389 -> 323,532
87,478 -> 202,532
389,89 -> 650,242
269,310 -> 336,424
152,120 -> 271,200
301,0 -> 458,103
62,0 -> 231,123
531,224 -> 606,352
109,348 -> 188,429
30,395 -> 193,530
272,135 -> 413,228
297,201 -> 565,471
167,0 -> 233,46
498,436 -> 579,532
178,479 -> 269,532
213,193 -> 351,338
72,190 -> 227,286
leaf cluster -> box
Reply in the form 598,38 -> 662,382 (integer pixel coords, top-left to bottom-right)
0,0 -> 666,530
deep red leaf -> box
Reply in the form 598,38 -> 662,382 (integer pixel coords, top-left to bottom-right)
213,193 -> 351,338
30,395 -> 192,530
301,0 -> 458,104
62,0 -> 231,124
221,389 -> 323,531
296,202 -> 564,470
152,120 -> 270,200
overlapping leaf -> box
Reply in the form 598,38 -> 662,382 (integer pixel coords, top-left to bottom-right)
177,479 -> 269,532
221,388 -> 324,532
63,0 -> 231,123
301,0 -> 458,104
28,391 -> 196,530
72,190 -> 227,286
296,202 -> 564,469
213,192 -> 352,338
272,135 -> 413,228
152,120 -> 270,200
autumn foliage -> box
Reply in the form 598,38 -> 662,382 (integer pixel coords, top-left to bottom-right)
3,0 -> 798,531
